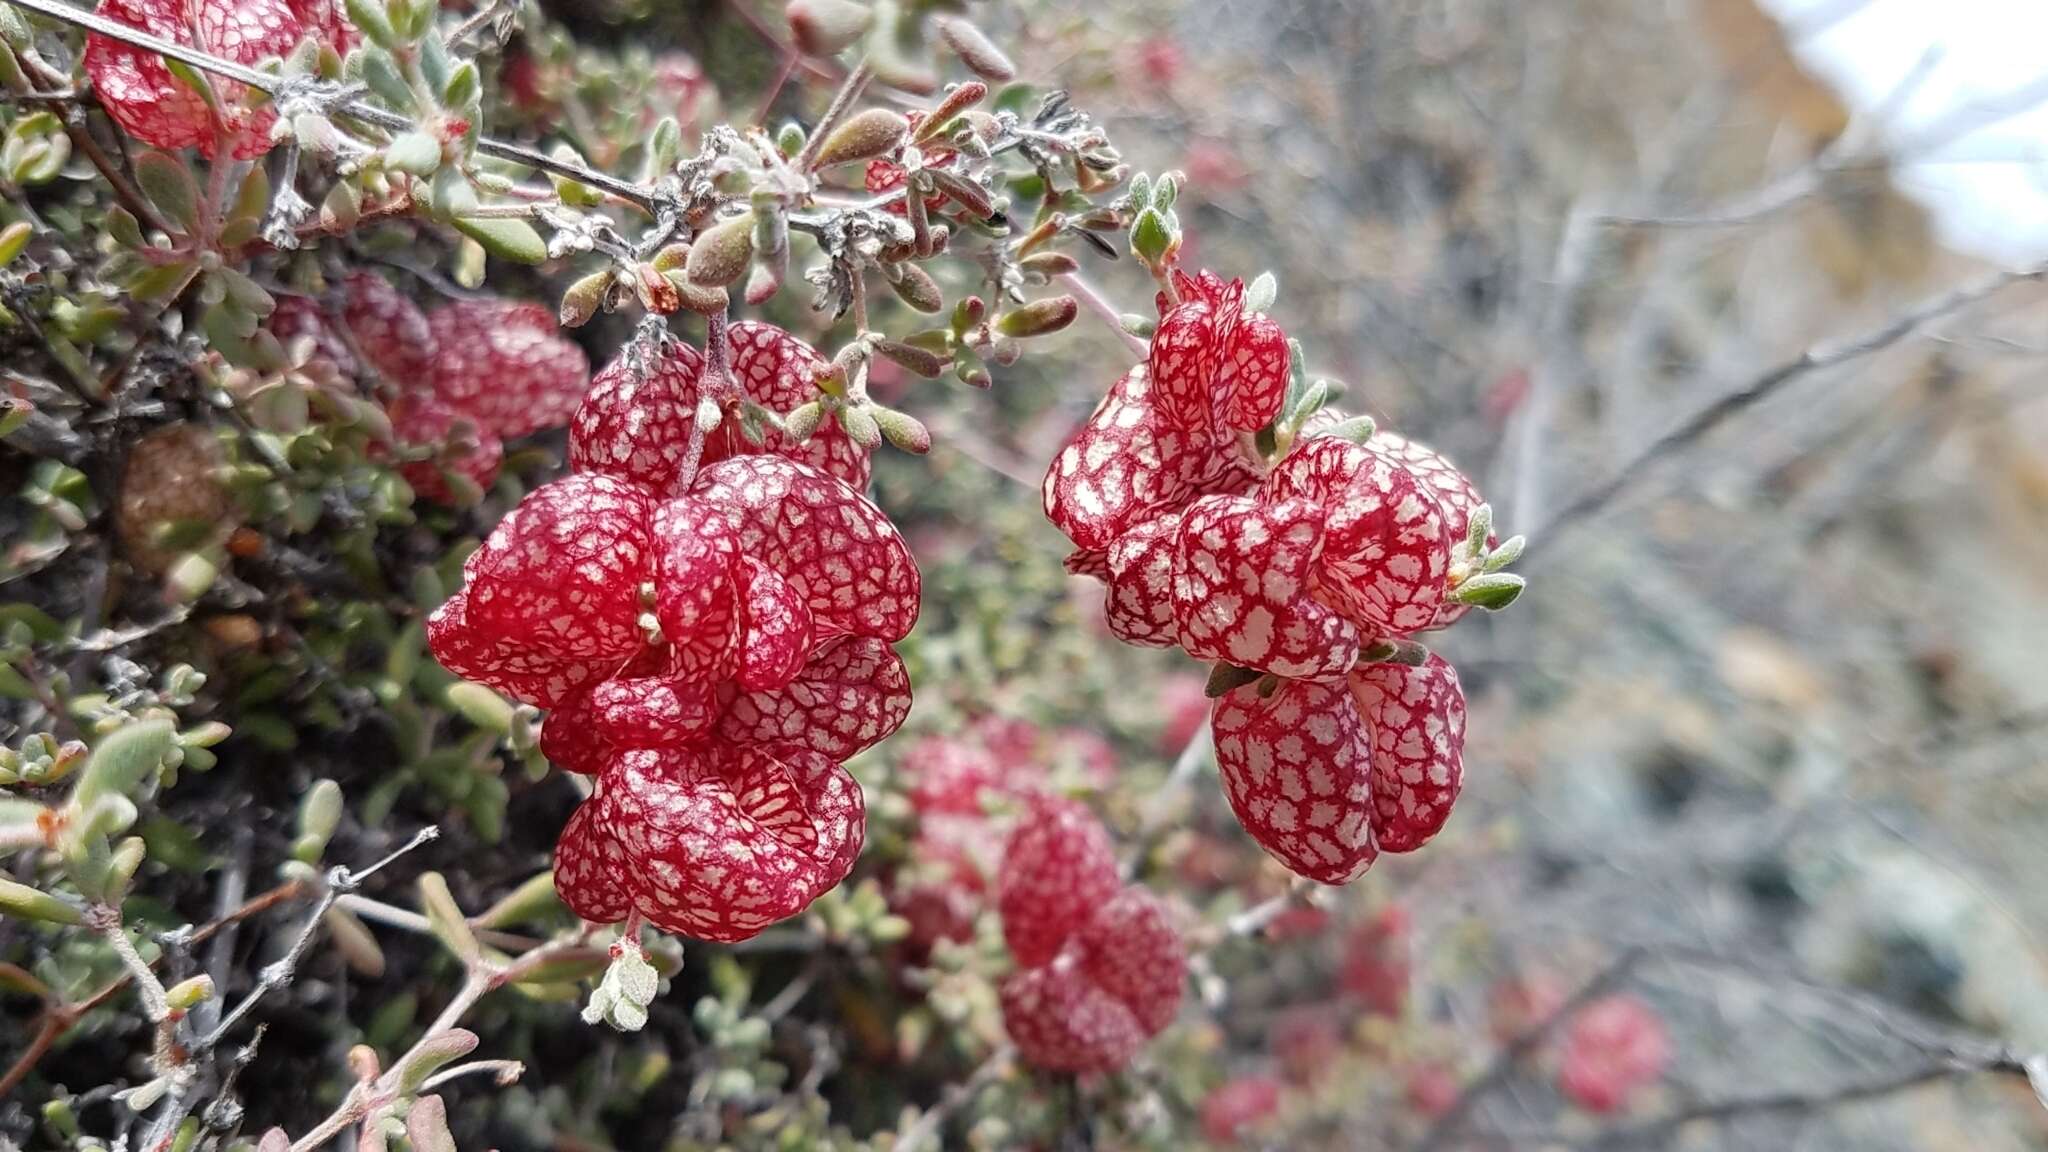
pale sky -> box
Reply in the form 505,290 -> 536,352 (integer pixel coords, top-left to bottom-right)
1761,0 -> 2048,265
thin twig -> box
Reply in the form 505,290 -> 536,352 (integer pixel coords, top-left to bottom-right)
894,1044 -> 1015,1152
1528,264 -> 2048,559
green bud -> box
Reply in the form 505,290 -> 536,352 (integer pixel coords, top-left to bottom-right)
872,406 -> 931,454
887,263 -> 944,314
995,295 -> 1078,339
1245,270 -> 1277,314
554,269 -> 609,329
1483,534 -> 1526,573
838,405 -> 882,450
782,401 -> 824,444
343,0 -> 399,49
165,974 -> 215,1012
933,16 -> 1015,82
475,870 -> 562,930
1129,207 -> 1173,265
871,338 -> 945,379
299,778 -> 343,844
1447,572 -> 1525,611
686,212 -> 755,288
813,108 -> 907,169
775,122 -> 806,159
0,220 -> 31,265
786,0 -> 874,58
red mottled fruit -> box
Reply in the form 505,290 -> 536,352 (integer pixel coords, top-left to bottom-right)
1351,655 -> 1466,853
387,394 -> 502,506
539,691 -> 610,775
996,796 -> 1121,969
1373,432 -> 1492,629
86,0 -> 317,157
1211,679 -> 1377,884
462,474 -> 652,662
1199,1075 -> 1285,1144
1171,493 -> 1361,682
586,674 -> 720,748
1041,365 -> 1254,553
426,591 -> 608,708
341,273 -> 436,385
1558,996 -> 1670,1114
269,296 -> 358,377
554,744 -> 864,942
898,733 -> 1000,816
649,495 -> 743,682
1216,313 -> 1291,431
716,636 -> 911,762
570,340 -> 708,493
692,456 -> 919,643
1000,885 -> 1185,1074
427,299 -> 590,440
714,321 -> 870,490
730,557 -> 814,691
1338,903 -> 1411,1017
1267,436 -> 1452,636
1068,887 -> 1185,1036
1102,510 -> 1185,648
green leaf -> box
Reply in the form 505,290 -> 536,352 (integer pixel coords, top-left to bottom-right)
393,1029 -> 478,1096
439,60 -> 479,112
343,0 -> 399,51
230,165 -> 270,225
452,216 -> 546,265
383,130 -> 442,177
134,152 -> 200,234
74,718 -> 175,810
354,46 -> 413,110
0,876 -> 81,925
1447,572 -> 1525,611
418,872 -> 480,962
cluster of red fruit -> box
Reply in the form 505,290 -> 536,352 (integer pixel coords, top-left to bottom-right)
420,323 -> 920,943
886,718 -> 1117,955
284,274 -> 592,505
996,797 -> 1185,1074
85,0 -> 356,157
1044,268 -> 1506,885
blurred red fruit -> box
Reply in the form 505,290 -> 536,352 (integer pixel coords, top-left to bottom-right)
1558,996 -> 1670,1114
1199,1075 -> 1285,1144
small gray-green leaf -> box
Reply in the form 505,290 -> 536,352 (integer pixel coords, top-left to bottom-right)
453,217 -> 547,266
1448,572 -> 1525,611
135,152 -> 200,233
384,130 -> 442,177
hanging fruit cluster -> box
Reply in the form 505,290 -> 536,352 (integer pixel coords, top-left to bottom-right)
426,323 -> 919,943
1045,251 -> 1526,885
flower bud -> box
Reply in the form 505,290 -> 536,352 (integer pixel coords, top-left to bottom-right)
787,0 -> 873,57
873,407 -> 931,455
996,295 -> 1078,339
935,17 -> 1014,81
686,212 -> 755,287
813,108 -> 907,168
886,263 -> 944,313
